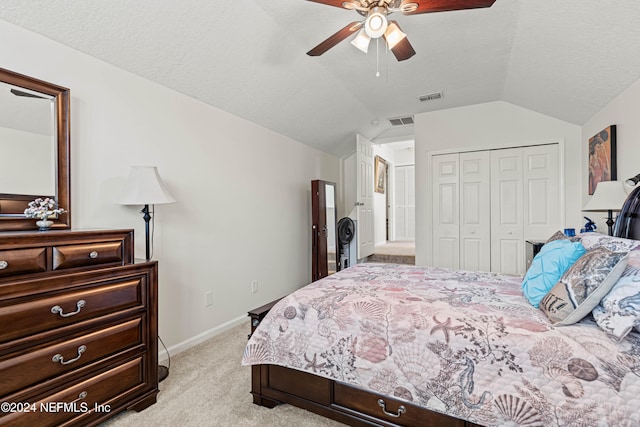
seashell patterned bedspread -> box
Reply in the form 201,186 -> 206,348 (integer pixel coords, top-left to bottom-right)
242,263 -> 640,426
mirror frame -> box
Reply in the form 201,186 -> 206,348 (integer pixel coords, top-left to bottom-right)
0,67 -> 70,231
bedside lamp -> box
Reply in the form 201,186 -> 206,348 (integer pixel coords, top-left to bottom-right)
583,180 -> 628,236
118,166 -> 175,261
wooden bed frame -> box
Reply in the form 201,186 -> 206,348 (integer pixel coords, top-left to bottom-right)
248,301 -> 484,427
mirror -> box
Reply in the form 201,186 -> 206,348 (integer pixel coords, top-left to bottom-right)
312,180 -> 338,281
0,67 -> 70,231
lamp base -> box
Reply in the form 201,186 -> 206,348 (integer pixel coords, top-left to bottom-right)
159,364 -> 169,382
606,209 -> 615,236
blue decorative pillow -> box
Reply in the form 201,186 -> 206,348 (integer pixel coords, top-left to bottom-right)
522,239 -> 586,307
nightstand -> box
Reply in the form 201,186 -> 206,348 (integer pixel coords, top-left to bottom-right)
525,240 -> 545,270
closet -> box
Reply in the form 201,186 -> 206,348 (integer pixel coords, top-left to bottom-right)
432,144 -> 560,275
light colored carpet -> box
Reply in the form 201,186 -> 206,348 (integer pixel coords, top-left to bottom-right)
100,322 -> 344,427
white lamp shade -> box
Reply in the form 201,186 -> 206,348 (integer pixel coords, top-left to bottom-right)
118,166 -> 176,205
351,28 -> 371,53
583,180 -> 627,212
384,22 -> 407,50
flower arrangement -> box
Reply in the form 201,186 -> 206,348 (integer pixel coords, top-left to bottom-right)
24,198 -> 66,220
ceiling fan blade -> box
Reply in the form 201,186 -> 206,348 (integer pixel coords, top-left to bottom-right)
10,88 -> 47,99
402,0 -> 496,14
307,21 -> 363,57
305,0 -> 350,8
384,21 -> 416,61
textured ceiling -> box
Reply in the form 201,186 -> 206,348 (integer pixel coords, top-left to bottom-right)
1,0 -> 640,157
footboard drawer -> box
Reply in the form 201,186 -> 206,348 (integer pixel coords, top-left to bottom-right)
267,365 -> 331,406
333,382 -> 466,427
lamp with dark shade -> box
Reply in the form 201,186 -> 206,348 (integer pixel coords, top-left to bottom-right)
583,180 -> 628,236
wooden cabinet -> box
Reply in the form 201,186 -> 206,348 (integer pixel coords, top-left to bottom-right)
0,229 -> 158,426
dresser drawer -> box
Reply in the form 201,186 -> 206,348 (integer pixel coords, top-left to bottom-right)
333,382 -> 454,426
53,241 -> 124,270
0,248 -> 47,278
0,317 -> 144,397
0,278 -> 145,344
0,356 -> 146,427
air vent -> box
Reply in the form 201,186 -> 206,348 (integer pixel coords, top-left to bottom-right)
418,91 -> 443,102
388,116 -> 414,126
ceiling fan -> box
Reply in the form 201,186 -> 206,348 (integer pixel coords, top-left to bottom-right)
306,0 -> 497,61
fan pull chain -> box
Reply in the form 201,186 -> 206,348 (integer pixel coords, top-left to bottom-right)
376,38 -> 380,77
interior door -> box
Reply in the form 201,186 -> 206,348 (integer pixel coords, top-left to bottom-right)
356,135 -> 375,259
394,165 -> 415,241
460,151 -> 491,272
432,153 -> 460,270
523,144 -> 560,240
311,180 -> 337,281
490,148 -> 524,274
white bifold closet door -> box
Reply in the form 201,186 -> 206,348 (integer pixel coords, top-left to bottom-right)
394,165 -> 415,241
432,144 -> 560,275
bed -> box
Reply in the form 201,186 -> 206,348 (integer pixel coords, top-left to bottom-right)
242,234 -> 640,426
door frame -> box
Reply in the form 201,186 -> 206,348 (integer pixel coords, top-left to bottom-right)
425,139 -> 565,267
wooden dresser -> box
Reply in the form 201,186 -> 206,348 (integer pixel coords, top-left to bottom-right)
0,229 -> 158,426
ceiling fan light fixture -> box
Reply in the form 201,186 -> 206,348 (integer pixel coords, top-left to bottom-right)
364,8 -> 388,39
351,28 -> 371,53
384,22 -> 406,49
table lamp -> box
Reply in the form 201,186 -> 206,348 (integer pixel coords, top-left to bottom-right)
583,180 -> 628,236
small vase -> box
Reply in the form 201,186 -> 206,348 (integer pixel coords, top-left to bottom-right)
36,219 -> 53,231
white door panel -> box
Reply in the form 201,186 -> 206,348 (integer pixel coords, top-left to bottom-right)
356,135 -> 375,259
524,144 -> 560,240
432,154 -> 459,270
460,151 -> 490,272
491,148 -> 524,274
394,165 -> 415,241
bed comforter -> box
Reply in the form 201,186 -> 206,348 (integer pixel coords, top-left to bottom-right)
242,263 -> 640,426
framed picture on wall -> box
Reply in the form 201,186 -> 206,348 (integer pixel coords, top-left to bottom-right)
374,155 -> 387,194
588,125 -> 617,195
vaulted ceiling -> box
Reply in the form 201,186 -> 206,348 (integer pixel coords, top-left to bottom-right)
2,1 -> 640,157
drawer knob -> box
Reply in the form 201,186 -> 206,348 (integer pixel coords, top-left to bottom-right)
51,300 -> 86,318
52,345 -> 87,365
0,260 -> 7,270
378,399 -> 406,418
89,251 -> 99,259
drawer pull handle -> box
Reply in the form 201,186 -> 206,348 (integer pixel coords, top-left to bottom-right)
51,300 -> 86,317
0,261 -> 7,270
52,345 -> 87,365
89,251 -> 99,259
378,399 -> 406,418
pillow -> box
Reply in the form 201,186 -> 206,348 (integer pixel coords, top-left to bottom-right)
540,247 -> 628,325
592,249 -> 640,341
580,233 -> 640,253
522,239 -> 586,307
546,230 -> 568,243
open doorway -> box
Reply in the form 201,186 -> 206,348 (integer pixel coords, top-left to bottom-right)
369,139 -> 415,263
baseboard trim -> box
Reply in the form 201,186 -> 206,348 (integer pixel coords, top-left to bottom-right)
158,315 -> 247,364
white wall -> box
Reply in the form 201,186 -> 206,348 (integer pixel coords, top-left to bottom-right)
414,101 -> 582,266
582,78 -> 640,233
0,20 -> 340,354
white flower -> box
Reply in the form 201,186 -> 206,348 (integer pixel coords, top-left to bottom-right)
24,198 -> 66,220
